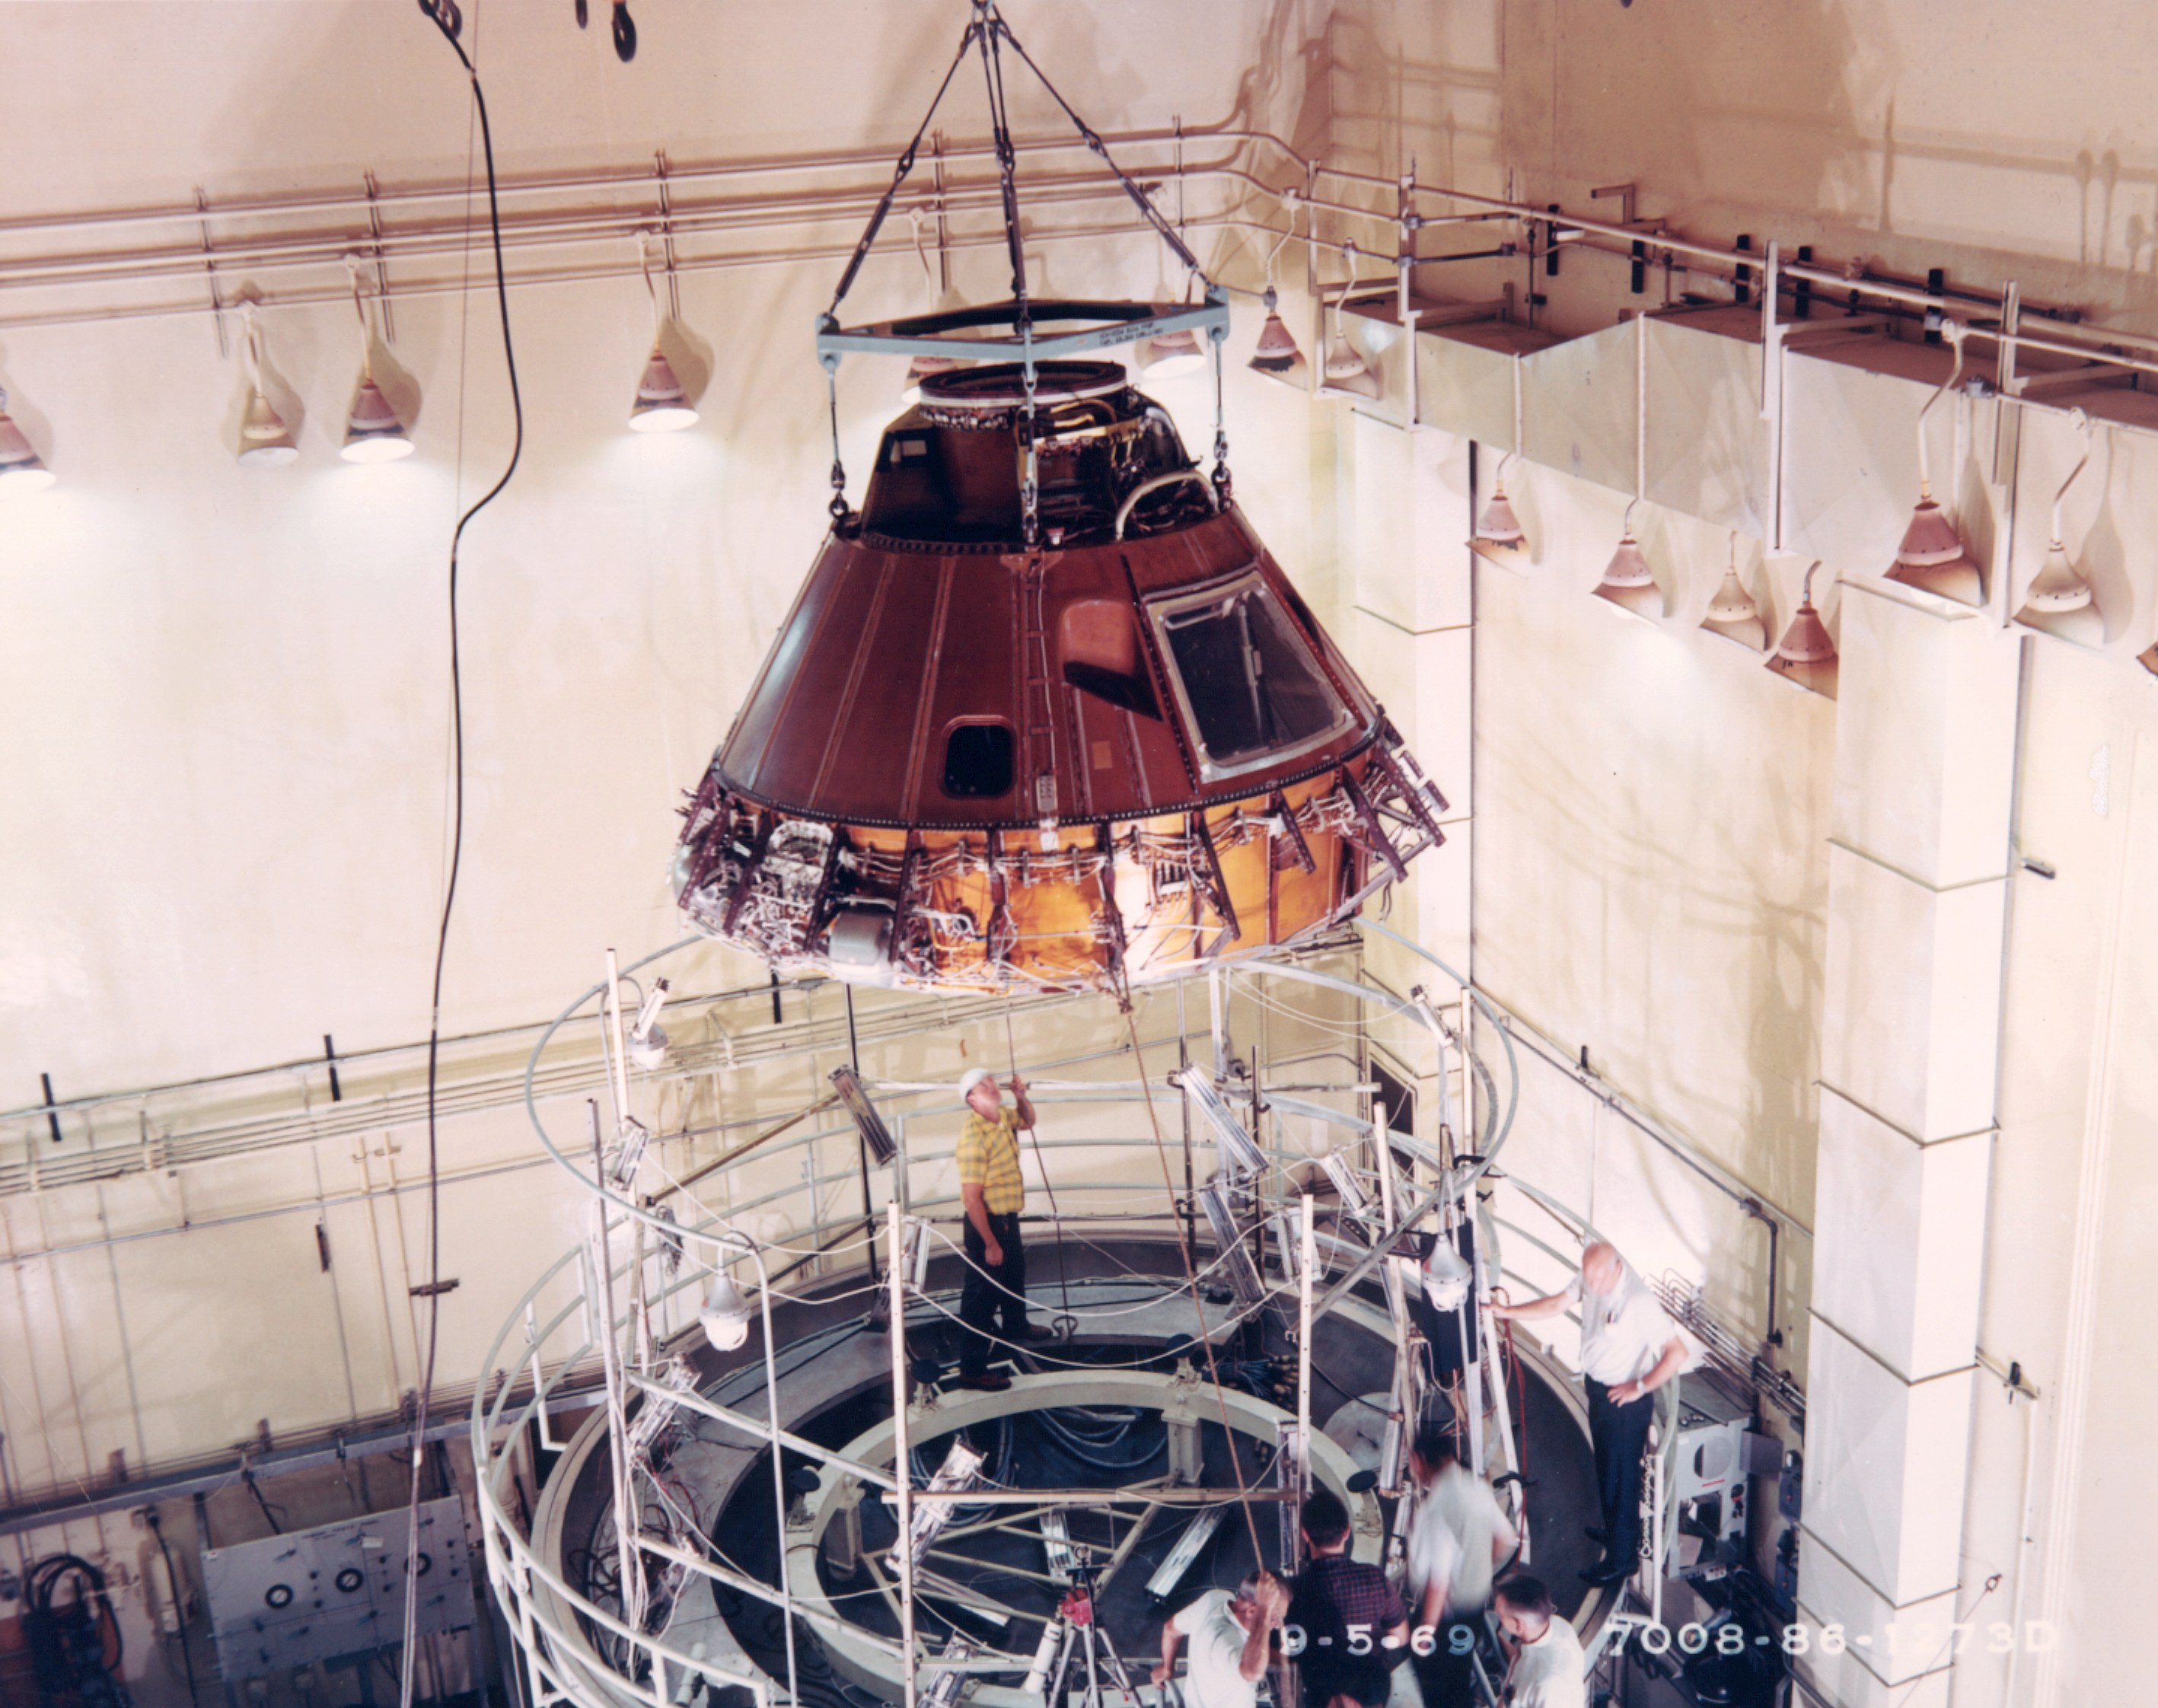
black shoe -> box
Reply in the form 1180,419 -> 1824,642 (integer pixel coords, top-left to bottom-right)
1579,1558 -> 1632,1587
1010,1322 -> 1058,1341
1583,1526 -> 1609,1546
954,1372 -> 1012,1392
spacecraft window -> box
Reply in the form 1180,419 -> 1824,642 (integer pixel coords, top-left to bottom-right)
1149,576 -> 1349,778
942,721 -> 1016,798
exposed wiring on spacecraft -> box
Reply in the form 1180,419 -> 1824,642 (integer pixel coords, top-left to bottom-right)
403,10 -> 525,1708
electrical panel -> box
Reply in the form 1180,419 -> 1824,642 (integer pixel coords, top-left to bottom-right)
202,1496 -> 476,1682
1669,1373 -> 1753,1572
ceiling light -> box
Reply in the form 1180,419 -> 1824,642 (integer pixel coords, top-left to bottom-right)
236,308 -> 297,467
1700,533 -> 1766,650
626,978 -> 669,1071
1140,327 -> 1206,379
339,257 -> 414,463
1766,559 -> 1838,698
628,344 -> 697,432
1885,326 -> 1982,605
700,1267 -> 754,1350
0,388 -> 56,492
1247,308 -> 1308,387
1470,452 -> 1528,567
1592,499 -> 1665,620
1317,240 -> 1382,400
1423,1239 -> 1471,1311
901,352 -> 959,405
2014,409 -> 2102,645
1248,202 -> 1309,388
343,376 -> 415,462
629,231 -> 700,432
2140,642 -> 2158,680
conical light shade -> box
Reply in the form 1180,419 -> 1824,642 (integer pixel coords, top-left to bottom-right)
2014,540 -> 2104,645
901,352 -> 960,404
1592,531 -> 1665,620
629,345 -> 698,432
1767,594 -> 1838,697
1140,327 -> 1206,379
700,1269 -> 753,1351
2140,641 -> 2158,680
1318,331 -> 1381,399
0,402 -> 56,492
1885,496 -> 1982,605
237,385 -> 298,467
1469,485 -> 1528,567
1247,311 -> 1307,386
341,375 -> 414,463
1700,564 -> 1767,651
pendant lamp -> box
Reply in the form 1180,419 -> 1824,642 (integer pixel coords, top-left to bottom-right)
1317,241 -> 1381,400
2013,410 -> 2102,646
1885,327 -> 1981,604
1592,499 -> 1665,620
1700,533 -> 1767,650
236,306 -> 298,467
1470,454 -> 1529,569
340,260 -> 414,463
0,387 -> 56,492
628,233 -> 699,432
1766,560 -> 1838,698
1248,199 -> 1310,389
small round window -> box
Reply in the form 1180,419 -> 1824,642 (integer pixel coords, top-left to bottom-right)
942,722 -> 1015,798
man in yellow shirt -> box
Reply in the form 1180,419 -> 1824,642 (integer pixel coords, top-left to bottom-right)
954,1066 -> 1050,1390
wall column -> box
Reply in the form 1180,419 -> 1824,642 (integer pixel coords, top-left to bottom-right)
1796,585 -> 2019,1706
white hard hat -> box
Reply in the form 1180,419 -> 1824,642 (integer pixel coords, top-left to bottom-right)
958,1068 -> 994,1099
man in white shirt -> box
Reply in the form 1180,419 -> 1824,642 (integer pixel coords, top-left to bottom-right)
1493,1241 -> 1697,1585
1403,1422 -> 1520,1707
1152,1571 -> 1287,1708
1493,1576 -> 1586,1708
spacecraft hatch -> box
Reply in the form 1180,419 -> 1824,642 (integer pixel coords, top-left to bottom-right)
671,356 -> 1449,991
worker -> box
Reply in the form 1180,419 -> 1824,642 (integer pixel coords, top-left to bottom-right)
1402,1420 -> 1519,1707
1493,1241 -> 1697,1585
1492,1576 -> 1585,1708
1287,1488 -> 1409,1708
1151,1571 -> 1289,1708
952,1066 -> 1050,1391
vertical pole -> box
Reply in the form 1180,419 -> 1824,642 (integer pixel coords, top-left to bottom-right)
1209,967 -> 1227,1080
751,1242 -> 801,1706
588,1104 -> 644,1633
888,1203 -> 918,1708
1297,1195 -> 1315,1468
603,950 -> 634,1136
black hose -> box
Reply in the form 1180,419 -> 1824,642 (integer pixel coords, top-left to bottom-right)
144,1512 -> 202,1708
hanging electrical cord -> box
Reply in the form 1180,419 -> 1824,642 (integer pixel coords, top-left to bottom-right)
142,1509 -> 202,1708
1002,1009 -> 1075,1330
403,11 -> 525,1708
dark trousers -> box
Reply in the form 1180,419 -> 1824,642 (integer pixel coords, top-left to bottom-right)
1407,1622 -> 1479,1708
1586,1376 -> 1656,1566
959,1211 -> 1028,1375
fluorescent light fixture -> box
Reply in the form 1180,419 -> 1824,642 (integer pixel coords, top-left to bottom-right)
829,1063 -> 897,1165
1177,1072 -> 1266,1180
1318,1149 -> 1377,1239
626,979 -> 670,1071
1198,1183 -> 1268,1311
1143,1508 -> 1226,1603
0,389 -> 56,492
889,1439 -> 986,1574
